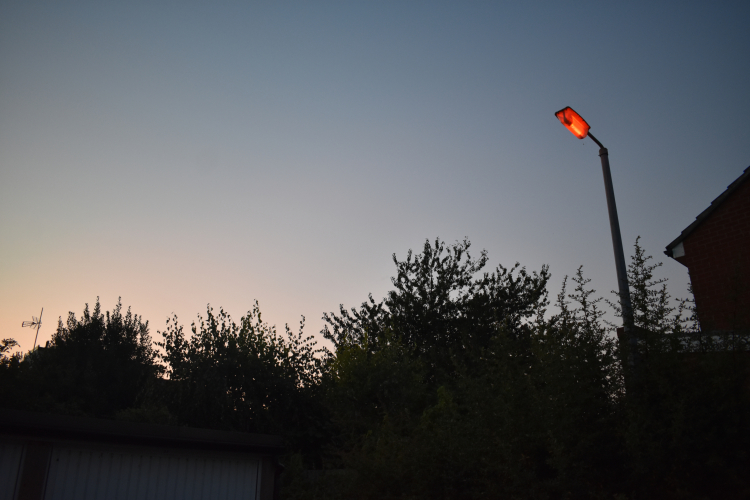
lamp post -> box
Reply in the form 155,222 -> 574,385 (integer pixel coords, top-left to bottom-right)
554,107 -> 636,363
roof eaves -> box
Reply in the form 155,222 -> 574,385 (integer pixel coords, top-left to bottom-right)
665,165 -> 750,257
0,409 -> 285,453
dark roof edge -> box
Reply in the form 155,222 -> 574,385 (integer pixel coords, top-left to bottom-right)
0,409 -> 285,453
665,165 -> 750,257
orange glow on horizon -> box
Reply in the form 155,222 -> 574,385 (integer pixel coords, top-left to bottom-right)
555,107 -> 590,139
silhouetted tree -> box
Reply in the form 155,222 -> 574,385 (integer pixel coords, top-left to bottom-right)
323,238 -> 550,384
317,265 -> 621,500
2,299 -> 160,417
0,338 -> 19,364
159,301 -> 330,456
288,238 -> 749,500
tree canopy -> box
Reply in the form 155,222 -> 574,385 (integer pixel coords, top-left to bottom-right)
1,238 -> 747,499
1,299 -> 159,417
158,302 -> 330,454
323,238 -> 550,383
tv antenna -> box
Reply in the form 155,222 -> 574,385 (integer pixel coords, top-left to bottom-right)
22,307 -> 44,350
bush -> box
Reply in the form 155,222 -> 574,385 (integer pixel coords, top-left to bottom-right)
1,299 -> 160,418
294,238 -> 750,500
158,301 -> 330,456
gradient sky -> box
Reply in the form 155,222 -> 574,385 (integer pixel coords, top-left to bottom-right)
2,1 -> 749,352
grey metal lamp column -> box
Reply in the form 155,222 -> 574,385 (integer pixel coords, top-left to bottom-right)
587,132 -> 636,363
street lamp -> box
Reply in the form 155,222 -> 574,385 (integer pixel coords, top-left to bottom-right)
554,107 -> 636,359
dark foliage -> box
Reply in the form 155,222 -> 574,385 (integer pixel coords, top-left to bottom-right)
2,238 -> 747,499
1,299 -> 160,418
0,339 -> 22,406
158,302 -> 330,456
284,238 -> 750,500
312,267 -> 622,499
0,338 -> 19,360
323,238 -> 550,384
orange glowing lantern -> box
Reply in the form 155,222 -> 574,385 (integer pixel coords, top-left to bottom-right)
555,106 -> 590,139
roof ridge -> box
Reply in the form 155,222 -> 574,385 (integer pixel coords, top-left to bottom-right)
665,165 -> 750,257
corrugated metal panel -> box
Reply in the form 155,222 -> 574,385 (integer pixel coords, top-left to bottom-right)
0,442 -> 23,500
44,446 -> 260,500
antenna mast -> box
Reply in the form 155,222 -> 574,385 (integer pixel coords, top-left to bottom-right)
22,308 -> 44,350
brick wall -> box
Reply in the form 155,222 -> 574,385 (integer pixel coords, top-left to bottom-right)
674,178 -> 750,331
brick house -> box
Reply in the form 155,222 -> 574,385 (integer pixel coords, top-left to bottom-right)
665,166 -> 750,332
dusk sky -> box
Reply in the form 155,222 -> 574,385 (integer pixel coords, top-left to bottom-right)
2,1 -> 749,352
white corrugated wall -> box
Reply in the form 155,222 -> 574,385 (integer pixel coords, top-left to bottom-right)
0,442 -> 23,500
44,446 -> 260,500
